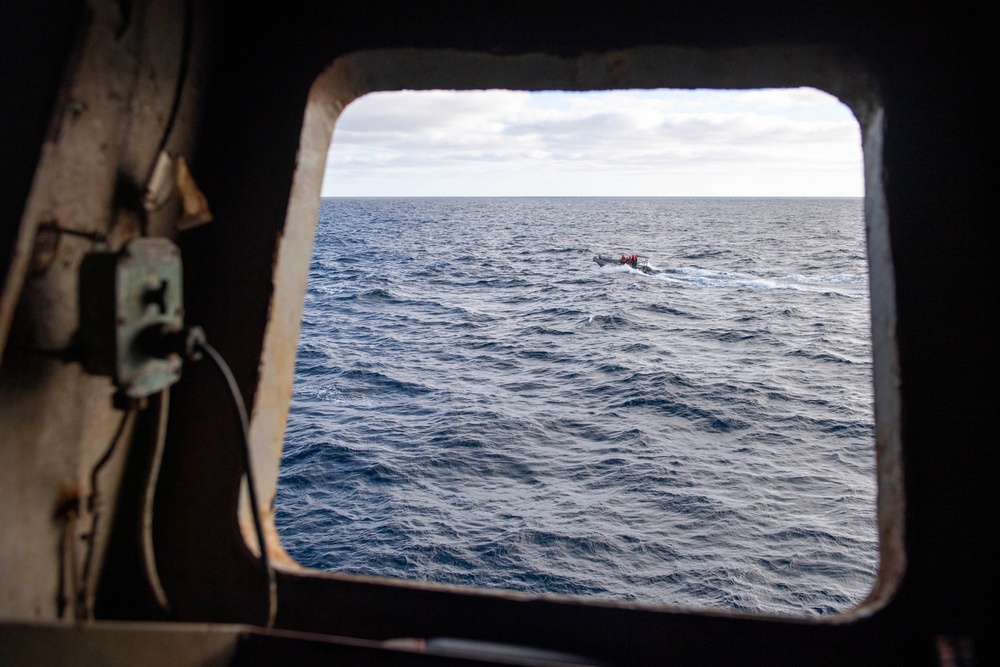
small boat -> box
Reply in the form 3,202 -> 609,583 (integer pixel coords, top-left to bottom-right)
593,253 -> 651,273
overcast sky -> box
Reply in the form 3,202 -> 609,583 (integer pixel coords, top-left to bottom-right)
321,88 -> 863,197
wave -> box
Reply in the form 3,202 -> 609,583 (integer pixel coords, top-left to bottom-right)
279,196 -> 877,616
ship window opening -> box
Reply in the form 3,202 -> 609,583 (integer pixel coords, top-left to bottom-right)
273,84 -> 880,618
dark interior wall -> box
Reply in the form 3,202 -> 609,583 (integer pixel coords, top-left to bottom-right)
862,12 -> 994,640
0,1 -> 85,297
160,0 -> 995,655
0,1 -> 995,665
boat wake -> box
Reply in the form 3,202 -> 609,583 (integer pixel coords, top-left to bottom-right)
648,266 -> 867,297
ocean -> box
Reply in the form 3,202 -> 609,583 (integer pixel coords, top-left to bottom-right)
275,197 -> 878,617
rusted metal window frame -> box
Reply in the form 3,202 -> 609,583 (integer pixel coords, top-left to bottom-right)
245,45 -> 904,658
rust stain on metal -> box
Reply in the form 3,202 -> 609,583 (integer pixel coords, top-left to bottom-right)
175,155 -> 213,231
29,222 -> 62,275
604,53 -> 630,84
239,503 -> 298,569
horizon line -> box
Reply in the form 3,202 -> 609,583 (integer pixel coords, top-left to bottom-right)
320,194 -> 864,199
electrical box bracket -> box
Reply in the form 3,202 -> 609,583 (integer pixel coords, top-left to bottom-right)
78,238 -> 185,398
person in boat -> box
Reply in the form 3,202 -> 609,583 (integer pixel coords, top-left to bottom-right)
629,253 -> 638,268
620,253 -> 628,264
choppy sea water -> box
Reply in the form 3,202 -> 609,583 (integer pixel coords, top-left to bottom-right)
275,197 -> 878,617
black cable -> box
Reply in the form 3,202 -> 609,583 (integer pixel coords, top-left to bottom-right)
198,340 -> 277,628
88,408 -> 133,509
80,406 -> 135,620
151,0 -> 194,161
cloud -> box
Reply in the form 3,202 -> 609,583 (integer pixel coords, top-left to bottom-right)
323,88 -> 862,196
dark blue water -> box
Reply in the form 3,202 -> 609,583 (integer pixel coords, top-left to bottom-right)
275,197 -> 877,617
